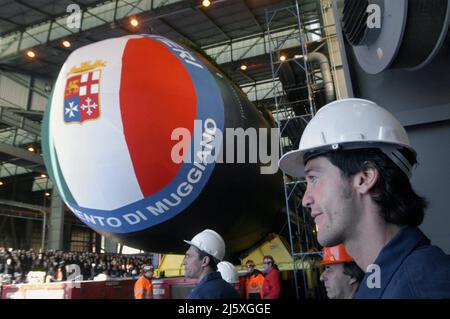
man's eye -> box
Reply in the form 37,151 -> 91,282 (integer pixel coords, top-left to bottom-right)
307,176 -> 317,183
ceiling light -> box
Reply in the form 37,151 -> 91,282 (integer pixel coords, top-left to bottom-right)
45,192 -> 51,197
62,40 -> 71,48
27,50 -> 36,58
129,18 -> 139,27
279,55 -> 287,62
202,0 -> 211,7
240,64 -> 248,71
41,174 -> 47,178
0,181 -> 3,186
27,146 -> 35,152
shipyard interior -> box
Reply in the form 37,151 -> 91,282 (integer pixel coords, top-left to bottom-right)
0,0 -> 450,300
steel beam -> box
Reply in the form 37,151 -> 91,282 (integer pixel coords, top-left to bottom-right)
0,107 -> 42,136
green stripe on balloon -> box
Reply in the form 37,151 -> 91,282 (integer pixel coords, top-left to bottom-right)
41,86 -> 77,205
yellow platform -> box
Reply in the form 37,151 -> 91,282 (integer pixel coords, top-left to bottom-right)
239,235 -> 294,271
155,254 -> 185,277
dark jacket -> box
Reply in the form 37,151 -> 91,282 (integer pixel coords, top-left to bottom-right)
187,271 -> 241,299
355,226 -> 450,299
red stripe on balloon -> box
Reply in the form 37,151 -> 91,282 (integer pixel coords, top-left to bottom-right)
120,37 -> 197,196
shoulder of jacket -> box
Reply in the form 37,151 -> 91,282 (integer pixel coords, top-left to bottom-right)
401,244 -> 450,296
404,244 -> 450,269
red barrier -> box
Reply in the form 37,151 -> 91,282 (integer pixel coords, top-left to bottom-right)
1,276 -> 241,299
152,277 -> 197,299
1,279 -> 135,299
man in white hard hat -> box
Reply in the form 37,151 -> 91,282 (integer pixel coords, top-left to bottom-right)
134,265 -> 154,299
183,229 -> 240,299
217,261 -> 241,295
278,98 -> 450,298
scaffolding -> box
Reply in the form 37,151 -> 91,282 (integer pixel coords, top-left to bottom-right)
265,1 -> 323,299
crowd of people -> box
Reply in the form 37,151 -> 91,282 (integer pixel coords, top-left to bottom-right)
0,247 -> 152,284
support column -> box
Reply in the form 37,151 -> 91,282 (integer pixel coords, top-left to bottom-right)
47,188 -> 64,250
25,219 -> 34,249
88,230 -> 98,252
95,233 -> 101,253
103,236 -> 118,253
152,253 -> 160,268
63,223 -> 72,251
9,217 -> 18,248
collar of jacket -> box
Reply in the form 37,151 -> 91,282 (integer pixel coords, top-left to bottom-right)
197,271 -> 222,285
355,226 -> 430,298
247,269 -> 262,277
265,267 -> 277,276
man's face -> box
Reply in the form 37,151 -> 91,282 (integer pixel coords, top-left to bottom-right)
320,263 -> 353,299
263,259 -> 272,272
246,263 -> 255,274
144,268 -> 154,279
183,246 -> 204,279
303,156 -> 356,247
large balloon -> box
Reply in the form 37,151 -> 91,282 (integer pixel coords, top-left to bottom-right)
42,35 -> 284,256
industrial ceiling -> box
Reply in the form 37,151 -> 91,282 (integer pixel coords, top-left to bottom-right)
0,0 -> 323,211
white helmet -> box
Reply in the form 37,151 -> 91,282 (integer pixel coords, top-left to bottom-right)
217,261 -> 239,284
184,229 -> 225,262
143,265 -> 154,272
278,98 -> 416,178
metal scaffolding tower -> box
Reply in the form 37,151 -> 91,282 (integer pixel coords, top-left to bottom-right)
266,0 -> 323,299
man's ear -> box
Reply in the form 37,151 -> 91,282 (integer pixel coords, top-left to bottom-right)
352,164 -> 379,195
348,276 -> 358,286
201,255 -> 210,268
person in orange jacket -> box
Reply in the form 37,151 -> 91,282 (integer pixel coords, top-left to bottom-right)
134,265 -> 154,299
262,255 -> 281,299
244,260 -> 264,299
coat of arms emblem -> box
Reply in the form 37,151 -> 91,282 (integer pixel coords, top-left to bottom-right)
64,60 -> 105,123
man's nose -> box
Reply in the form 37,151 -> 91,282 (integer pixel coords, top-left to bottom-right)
302,186 -> 314,208
320,269 -> 328,282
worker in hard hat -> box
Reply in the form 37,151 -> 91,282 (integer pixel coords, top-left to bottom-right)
278,98 -> 450,298
262,255 -> 281,299
134,265 -> 154,299
244,260 -> 264,299
183,229 -> 241,299
319,244 -> 364,299
217,261 -> 241,295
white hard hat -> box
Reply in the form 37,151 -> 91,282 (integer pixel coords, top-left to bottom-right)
217,261 -> 239,284
143,265 -> 154,272
278,98 -> 416,178
184,229 -> 225,262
